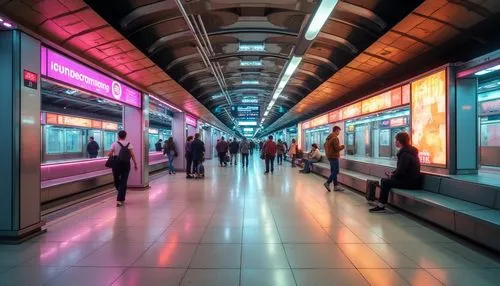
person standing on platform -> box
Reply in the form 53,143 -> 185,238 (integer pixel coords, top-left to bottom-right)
239,137 -> 250,168
259,141 -> 264,151
262,135 -> 277,174
288,139 -> 298,167
229,137 -> 239,166
216,136 -> 229,167
87,136 -> 100,158
276,139 -> 285,165
370,132 -> 421,212
249,140 -> 255,155
324,126 -> 345,192
108,130 -> 138,207
155,139 -> 163,152
191,133 -> 205,177
185,136 -> 194,179
164,137 -> 178,174
283,140 -> 288,160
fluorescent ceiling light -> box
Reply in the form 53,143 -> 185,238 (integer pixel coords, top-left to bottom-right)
3,22 -> 12,28
305,0 -> 339,41
242,80 -> 259,85
239,42 -> 265,52
242,99 -> 258,103
241,60 -> 262,67
243,128 -> 254,132
238,121 -> 258,126
475,64 -> 500,76
212,93 -> 224,99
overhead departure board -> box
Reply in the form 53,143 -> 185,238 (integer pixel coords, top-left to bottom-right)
231,105 -> 260,118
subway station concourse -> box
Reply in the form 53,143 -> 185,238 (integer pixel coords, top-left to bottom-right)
2,0 -> 500,285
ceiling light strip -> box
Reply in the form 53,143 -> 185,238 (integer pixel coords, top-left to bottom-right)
305,0 -> 339,41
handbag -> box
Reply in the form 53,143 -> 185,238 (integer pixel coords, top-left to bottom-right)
105,156 -> 116,168
366,180 -> 378,201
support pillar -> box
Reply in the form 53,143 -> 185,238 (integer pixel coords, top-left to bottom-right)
0,30 -> 43,242
172,112 -> 186,171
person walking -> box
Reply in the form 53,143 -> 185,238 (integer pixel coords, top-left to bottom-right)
164,137 -> 178,174
370,132 -> 421,212
191,133 -> 205,177
324,126 -> 345,192
276,139 -> 285,165
300,143 -> 322,173
87,136 -> 100,158
249,140 -> 255,155
216,136 -> 229,167
283,140 -> 288,160
239,137 -> 250,168
185,136 -> 194,178
229,137 -> 239,166
108,130 -> 138,207
262,135 -> 277,174
288,139 -> 298,167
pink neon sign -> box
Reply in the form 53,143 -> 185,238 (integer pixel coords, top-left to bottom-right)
41,47 -> 141,108
185,114 -> 197,127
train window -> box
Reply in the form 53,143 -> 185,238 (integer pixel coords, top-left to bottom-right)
104,131 -> 116,151
64,129 -> 82,153
45,126 -> 64,154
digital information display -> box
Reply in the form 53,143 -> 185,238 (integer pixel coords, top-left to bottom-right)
231,105 -> 260,118
411,69 -> 447,166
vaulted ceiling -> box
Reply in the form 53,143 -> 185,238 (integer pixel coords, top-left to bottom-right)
84,0 -> 423,129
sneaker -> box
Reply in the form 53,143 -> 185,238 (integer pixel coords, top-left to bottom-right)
334,185 -> 345,192
369,206 -> 386,213
186,175 -> 193,179
323,182 -> 331,192
264,171 -> 269,174
116,201 -> 123,207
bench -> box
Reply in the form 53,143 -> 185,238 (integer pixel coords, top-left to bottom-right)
297,156 -> 500,252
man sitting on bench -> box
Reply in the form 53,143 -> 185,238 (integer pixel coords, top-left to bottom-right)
370,132 -> 421,213
299,143 -> 322,174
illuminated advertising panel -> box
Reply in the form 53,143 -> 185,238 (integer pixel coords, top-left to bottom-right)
411,70 -> 447,166
311,114 -> 328,127
103,122 -> 119,130
41,47 -> 141,108
185,114 -> 197,127
328,109 -> 343,123
231,105 -> 260,118
343,102 -> 362,119
362,91 -> 392,114
302,120 -> 311,129
402,84 -> 411,104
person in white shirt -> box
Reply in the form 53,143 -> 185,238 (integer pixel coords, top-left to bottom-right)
108,130 -> 138,207
300,143 -> 322,173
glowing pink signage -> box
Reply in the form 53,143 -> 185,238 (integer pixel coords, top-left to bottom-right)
41,47 -> 141,108
185,114 -> 197,127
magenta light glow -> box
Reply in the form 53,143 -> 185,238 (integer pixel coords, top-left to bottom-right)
149,94 -> 182,112
41,47 -> 141,108
186,114 -> 197,127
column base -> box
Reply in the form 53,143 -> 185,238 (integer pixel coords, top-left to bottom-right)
0,222 -> 46,244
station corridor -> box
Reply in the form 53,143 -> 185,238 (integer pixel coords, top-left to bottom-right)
1,156 -> 499,286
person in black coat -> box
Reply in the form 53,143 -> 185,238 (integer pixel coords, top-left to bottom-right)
191,133 -> 205,175
370,132 -> 421,212
87,137 -> 100,158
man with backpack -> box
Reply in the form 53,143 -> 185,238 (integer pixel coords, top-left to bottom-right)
229,137 -> 239,166
191,133 -> 205,177
108,130 -> 138,207
216,137 -> 229,167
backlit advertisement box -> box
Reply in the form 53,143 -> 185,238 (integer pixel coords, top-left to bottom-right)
411,70 -> 447,166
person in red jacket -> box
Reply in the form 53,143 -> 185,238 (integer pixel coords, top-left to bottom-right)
262,135 -> 277,174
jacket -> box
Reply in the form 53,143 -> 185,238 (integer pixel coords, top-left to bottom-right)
185,141 -> 192,158
392,145 -> 421,184
324,133 -> 344,159
163,141 -> 177,155
239,140 -> 250,154
155,142 -> 162,152
263,140 -> 277,156
229,141 -> 239,154
216,140 -> 229,153
276,142 -> 285,154
191,139 -> 205,161
288,143 -> 297,155
87,141 -> 99,155
308,148 -> 322,161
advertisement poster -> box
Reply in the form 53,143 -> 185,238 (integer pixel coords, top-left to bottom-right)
411,70 -> 447,166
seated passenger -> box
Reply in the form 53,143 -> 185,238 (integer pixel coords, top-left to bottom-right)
299,143 -> 322,173
369,132 -> 421,212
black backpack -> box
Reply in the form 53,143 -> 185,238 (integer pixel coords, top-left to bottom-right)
117,142 -> 131,163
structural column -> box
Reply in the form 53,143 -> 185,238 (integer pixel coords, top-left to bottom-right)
172,112 -> 186,171
0,30 -> 43,242
123,93 -> 149,188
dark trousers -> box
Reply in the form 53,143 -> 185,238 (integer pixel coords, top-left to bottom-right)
192,160 -> 201,174
265,155 -> 275,172
250,149 -> 254,155
291,154 -> 296,167
277,154 -> 283,165
112,162 -> 130,202
89,154 -> 98,158
326,158 -> 339,186
303,159 -> 319,172
218,152 -> 226,166
241,153 -> 249,167
186,154 -> 193,175
379,178 -> 420,204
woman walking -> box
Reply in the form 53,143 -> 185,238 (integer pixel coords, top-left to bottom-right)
164,137 -> 178,174
288,139 -> 298,167
108,130 -> 138,207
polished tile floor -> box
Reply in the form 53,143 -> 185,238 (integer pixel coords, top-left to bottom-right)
1,155 -> 500,286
